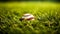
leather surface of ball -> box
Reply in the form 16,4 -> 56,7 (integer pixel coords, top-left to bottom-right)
20,13 -> 34,21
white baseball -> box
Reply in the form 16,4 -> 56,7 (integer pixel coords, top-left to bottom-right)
22,13 -> 34,20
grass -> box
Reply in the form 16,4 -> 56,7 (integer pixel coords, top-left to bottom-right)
0,2 -> 60,34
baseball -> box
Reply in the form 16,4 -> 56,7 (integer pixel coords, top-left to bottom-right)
20,13 -> 34,21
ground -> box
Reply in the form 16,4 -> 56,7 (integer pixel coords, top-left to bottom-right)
0,2 -> 60,34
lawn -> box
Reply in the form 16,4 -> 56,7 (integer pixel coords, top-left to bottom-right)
0,2 -> 60,34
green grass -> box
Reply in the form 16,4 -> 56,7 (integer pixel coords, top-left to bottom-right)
0,2 -> 60,34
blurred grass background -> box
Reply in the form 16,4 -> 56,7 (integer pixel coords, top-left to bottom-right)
0,1 -> 60,34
